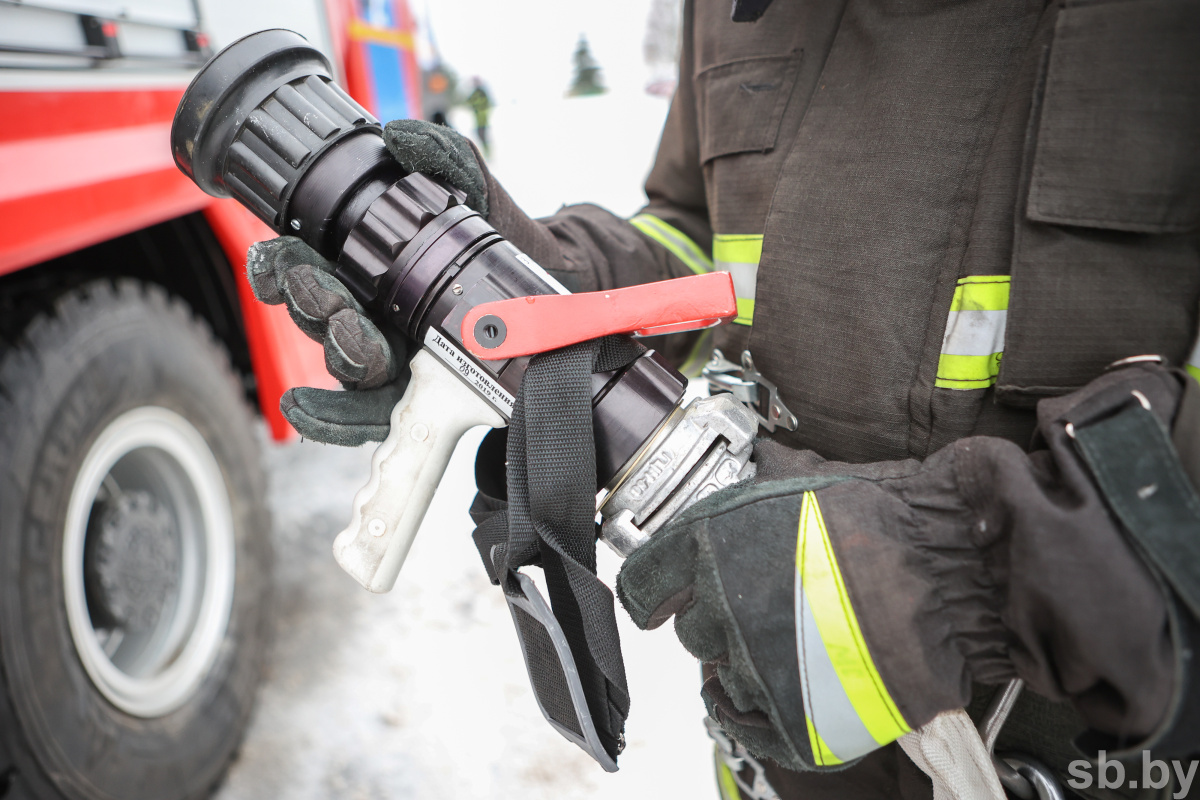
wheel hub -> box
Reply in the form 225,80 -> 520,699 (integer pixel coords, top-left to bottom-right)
87,490 -> 181,633
62,406 -> 236,718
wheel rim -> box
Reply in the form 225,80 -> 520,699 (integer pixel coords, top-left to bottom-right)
62,407 -> 236,718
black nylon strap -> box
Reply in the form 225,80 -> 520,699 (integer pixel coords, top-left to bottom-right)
471,335 -> 644,761
1064,374 -> 1200,757
1069,396 -> 1200,621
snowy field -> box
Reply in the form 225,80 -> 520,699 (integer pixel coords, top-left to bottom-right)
215,88 -> 721,799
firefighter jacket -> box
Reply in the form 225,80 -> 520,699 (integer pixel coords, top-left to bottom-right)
479,0 -> 1200,796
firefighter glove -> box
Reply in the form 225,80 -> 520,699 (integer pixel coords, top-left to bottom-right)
614,474 -> 915,773
383,119 -> 489,216
246,236 -> 409,446
618,364 -> 1194,773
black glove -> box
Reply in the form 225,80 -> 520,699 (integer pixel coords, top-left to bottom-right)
617,361 -> 1193,772
615,474 -> 903,772
382,119 -> 488,216
245,120 -> 490,445
247,236 -> 408,446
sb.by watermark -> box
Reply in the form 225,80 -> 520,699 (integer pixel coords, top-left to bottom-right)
1068,752 -> 1199,798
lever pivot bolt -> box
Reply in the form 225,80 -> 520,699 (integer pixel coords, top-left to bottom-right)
474,314 -> 507,349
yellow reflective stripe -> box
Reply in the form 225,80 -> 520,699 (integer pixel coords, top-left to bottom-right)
950,275 -> 1009,312
934,353 -> 1003,390
936,276 -> 1010,390
630,214 -> 713,276
626,215 -> 716,372
625,216 -> 717,370
796,492 -> 910,762
714,234 -> 763,326
735,298 -> 755,326
713,234 -> 763,266
347,18 -> 415,49
1185,337 -> 1200,385
715,751 -> 742,800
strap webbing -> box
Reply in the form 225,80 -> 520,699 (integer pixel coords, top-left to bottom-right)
1069,396 -> 1200,621
1064,374 -> 1200,757
472,335 -> 645,762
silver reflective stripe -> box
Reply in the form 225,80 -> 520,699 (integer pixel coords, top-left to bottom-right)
1187,336 -> 1200,382
941,309 -> 1007,357
936,276 -> 1011,390
794,492 -> 910,765
796,585 -> 882,764
718,260 -> 759,302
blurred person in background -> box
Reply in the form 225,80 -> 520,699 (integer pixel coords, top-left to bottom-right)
466,77 -> 493,154
250,0 -> 1200,798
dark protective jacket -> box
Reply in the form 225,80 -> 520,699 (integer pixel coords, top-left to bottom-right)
478,0 -> 1200,796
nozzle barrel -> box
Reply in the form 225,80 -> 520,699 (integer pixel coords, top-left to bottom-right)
170,29 -> 399,257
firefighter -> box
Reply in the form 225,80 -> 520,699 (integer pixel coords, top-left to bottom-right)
247,0 -> 1200,796
466,77 -> 492,154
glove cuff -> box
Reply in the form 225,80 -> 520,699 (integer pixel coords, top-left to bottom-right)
811,450 -> 1013,732
825,362 -> 1188,748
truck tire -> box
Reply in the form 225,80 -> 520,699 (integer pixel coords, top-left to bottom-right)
0,280 -> 272,800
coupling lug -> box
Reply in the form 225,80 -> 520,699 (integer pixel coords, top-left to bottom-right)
703,349 -> 798,432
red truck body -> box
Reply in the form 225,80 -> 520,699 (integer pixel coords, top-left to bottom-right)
0,0 -> 423,439
0,87 -> 327,439
0,4 -> 423,797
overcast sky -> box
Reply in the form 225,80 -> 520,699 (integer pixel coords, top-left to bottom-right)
414,0 -> 661,104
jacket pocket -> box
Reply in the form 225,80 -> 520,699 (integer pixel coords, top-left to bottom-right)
1025,0 -> 1200,234
997,0 -> 1200,405
695,52 -> 801,164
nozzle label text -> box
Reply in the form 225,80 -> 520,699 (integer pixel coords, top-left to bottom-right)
424,330 -> 516,416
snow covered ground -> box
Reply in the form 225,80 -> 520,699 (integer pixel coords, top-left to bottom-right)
215,87 -> 721,799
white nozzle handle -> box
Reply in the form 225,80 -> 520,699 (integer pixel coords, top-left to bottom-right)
333,348 -> 506,592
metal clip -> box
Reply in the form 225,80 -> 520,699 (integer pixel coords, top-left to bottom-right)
705,717 -> 780,800
978,679 -> 1066,800
1001,756 -> 1067,800
702,349 -> 798,432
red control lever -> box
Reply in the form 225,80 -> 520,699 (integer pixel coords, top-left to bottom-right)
461,271 -> 737,360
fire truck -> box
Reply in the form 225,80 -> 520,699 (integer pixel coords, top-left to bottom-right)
0,2 -> 421,797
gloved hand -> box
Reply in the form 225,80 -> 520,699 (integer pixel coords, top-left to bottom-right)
617,360 -> 1191,772
382,119 -> 489,216
245,119 -> 491,445
247,236 -> 409,446
615,473 -> 914,773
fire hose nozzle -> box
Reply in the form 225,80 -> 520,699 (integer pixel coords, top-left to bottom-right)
171,28 -> 764,769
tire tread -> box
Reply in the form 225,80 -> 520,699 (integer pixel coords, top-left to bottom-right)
0,279 -> 270,800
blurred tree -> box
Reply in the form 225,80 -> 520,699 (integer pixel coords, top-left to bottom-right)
567,35 -> 606,97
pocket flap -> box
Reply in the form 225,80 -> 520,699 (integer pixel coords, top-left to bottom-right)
1026,0 -> 1200,233
696,52 -> 801,164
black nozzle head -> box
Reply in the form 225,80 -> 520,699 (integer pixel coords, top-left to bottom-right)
171,28 -> 393,251
172,29 -> 331,196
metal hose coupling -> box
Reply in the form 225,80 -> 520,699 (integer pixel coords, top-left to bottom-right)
599,393 -> 758,555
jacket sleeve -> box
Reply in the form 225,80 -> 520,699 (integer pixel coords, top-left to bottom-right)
753,361 -> 1198,756
478,0 -> 712,298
